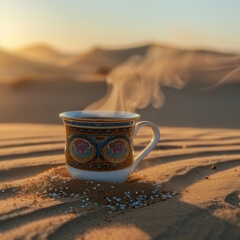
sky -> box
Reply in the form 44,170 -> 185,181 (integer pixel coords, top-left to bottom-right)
0,0 -> 240,53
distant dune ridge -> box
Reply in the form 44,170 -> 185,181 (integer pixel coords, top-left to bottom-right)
66,45 -> 150,73
85,45 -> 240,114
0,47 -> 75,83
16,43 -> 68,64
0,43 -> 240,128
0,42 -> 239,84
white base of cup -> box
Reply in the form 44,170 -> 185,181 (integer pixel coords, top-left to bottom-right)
66,164 -> 133,183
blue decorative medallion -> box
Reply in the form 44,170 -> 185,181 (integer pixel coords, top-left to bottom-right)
102,138 -> 129,163
69,137 -> 96,163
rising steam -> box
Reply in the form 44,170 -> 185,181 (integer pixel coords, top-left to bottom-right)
86,46 -> 240,112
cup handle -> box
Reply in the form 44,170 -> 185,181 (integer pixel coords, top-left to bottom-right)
132,121 -> 160,171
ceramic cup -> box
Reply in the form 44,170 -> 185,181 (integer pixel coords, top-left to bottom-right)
60,110 -> 160,182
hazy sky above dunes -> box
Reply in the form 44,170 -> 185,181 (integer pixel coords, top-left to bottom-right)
0,0 -> 239,53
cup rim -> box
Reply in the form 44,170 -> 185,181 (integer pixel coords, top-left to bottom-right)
59,110 -> 140,122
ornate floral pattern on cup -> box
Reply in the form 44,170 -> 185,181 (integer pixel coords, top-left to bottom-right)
65,125 -> 133,171
102,138 -> 129,163
70,138 -> 96,162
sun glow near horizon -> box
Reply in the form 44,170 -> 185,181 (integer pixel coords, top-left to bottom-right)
0,0 -> 240,53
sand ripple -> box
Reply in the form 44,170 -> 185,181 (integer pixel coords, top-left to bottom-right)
0,124 -> 239,240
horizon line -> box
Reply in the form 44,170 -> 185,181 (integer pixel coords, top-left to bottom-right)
2,40 -> 239,55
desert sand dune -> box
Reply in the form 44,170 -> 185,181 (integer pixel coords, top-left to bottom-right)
0,48 -> 76,83
1,43 -> 239,84
0,124 -> 239,239
65,45 -> 152,73
65,44 -> 237,76
0,43 -> 239,239
0,44 -> 239,131
0,79 -> 239,129
15,43 -> 69,65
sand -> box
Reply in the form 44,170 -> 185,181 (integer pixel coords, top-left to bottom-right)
0,43 -> 239,239
0,79 -> 239,129
0,124 -> 239,240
